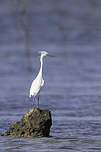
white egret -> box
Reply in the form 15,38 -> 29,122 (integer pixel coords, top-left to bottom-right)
29,51 -> 54,107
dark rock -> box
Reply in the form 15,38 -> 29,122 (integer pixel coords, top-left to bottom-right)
1,108 -> 52,138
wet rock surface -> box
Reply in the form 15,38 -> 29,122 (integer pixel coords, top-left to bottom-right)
1,108 -> 52,138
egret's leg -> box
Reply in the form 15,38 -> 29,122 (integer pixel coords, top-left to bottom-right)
37,95 -> 39,108
37,90 -> 41,108
33,96 -> 35,107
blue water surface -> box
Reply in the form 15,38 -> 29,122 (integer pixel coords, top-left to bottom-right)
0,0 -> 101,151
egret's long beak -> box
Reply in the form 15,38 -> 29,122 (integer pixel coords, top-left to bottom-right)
47,54 -> 54,57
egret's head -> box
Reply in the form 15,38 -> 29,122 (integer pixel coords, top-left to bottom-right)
40,51 -> 54,57
40,51 -> 48,57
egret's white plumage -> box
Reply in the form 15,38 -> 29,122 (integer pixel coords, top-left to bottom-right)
29,51 -> 53,107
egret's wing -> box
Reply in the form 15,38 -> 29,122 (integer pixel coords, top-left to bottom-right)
29,77 -> 41,97
41,79 -> 44,86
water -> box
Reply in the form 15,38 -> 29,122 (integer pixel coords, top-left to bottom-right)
0,0 -> 101,151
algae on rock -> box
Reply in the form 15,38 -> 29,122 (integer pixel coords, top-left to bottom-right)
1,108 -> 52,138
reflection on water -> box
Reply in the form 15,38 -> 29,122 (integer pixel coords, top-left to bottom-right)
0,0 -> 101,151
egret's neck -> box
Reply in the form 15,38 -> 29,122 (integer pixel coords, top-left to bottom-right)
39,55 -> 44,75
